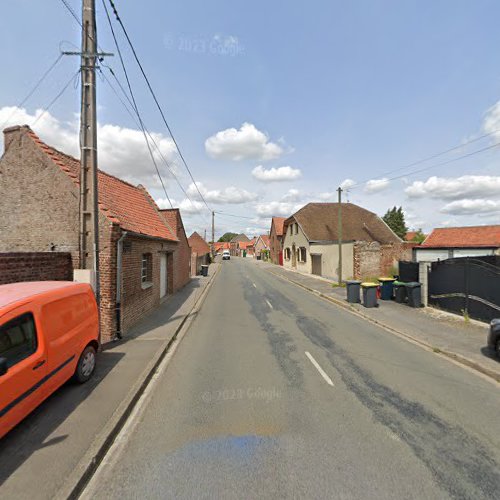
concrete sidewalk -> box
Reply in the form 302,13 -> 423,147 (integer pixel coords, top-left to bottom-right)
0,263 -> 220,500
258,260 -> 500,383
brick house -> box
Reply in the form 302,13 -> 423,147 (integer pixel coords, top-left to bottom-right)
188,231 -> 210,275
213,242 -> 230,254
269,217 -> 285,265
229,233 -> 249,256
159,209 -> 191,289
0,125 -> 191,342
239,239 -> 255,258
254,234 -> 270,259
282,202 -> 412,281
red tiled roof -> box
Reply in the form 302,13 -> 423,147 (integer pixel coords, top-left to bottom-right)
25,127 -> 176,241
272,217 -> 286,237
214,242 -> 230,251
259,235 -> 270,246
239,241 -> 254,249
405,231 -> 418,241
188,231 -> 211,255
421,225 -> 500,248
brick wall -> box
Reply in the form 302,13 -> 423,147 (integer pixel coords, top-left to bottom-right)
171,218 -> 191,291
120,236 -> 178,334
0,128 -> 80,263
0,252 -> 73,285
270,231 -> 282,265
353,241 -> 414,279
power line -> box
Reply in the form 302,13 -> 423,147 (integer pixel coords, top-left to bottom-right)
60,0 -> 81,26
106,0 -> 212,213
0,53 -> 64,130
31,69 -> 80,126
381,140 -> 500,183
99,65 -> 211,225
349,128 -> 500,189
100,0 -> 173,209
214,211 -> 256,220
60,0 -> 210,224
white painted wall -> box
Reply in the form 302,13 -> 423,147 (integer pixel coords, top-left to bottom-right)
310,242 -> 354,281
453,248 -> 495,258
282,221 -> 354,280
415,248 -> 450,262
416,247 -> 495,261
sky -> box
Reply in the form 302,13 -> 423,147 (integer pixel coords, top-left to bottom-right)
1,0 -> 499,240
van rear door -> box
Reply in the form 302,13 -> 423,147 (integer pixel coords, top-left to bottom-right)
0,309 -> 48,437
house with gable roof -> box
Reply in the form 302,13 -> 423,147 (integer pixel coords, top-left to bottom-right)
0,125 -> 191,341
229,233 -> 250,256
254,234 -> 270,259
269,217 -> 285,265
282,202 -> 412,281
188,231 -> 210,274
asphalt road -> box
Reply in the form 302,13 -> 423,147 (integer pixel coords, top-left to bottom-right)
85,257 -> 500,499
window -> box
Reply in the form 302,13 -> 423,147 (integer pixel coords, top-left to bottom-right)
298,247 -> 307,263
295,223 -> 299,234
289,225 -> 293,236
141,253 -> 153,285
284,248 -> 291,260
0,313 -> 37,368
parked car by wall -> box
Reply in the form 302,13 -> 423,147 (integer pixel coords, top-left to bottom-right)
0,281 -> 99,439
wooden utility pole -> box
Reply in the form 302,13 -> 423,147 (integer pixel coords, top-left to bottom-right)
211,211 -> 215,257
79,0 -> 100,302
337,187 -> 343,284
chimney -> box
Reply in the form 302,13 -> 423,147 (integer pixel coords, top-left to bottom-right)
3,125 -> 31,154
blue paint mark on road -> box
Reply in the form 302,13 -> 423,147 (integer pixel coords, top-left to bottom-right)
166,434 -> 278,466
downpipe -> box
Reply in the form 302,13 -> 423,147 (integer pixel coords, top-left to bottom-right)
115,231 -> 127,340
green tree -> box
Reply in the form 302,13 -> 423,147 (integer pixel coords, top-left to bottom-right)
411,228 -> 426,244
218,232 -> 238,242
382,206 -> 408,239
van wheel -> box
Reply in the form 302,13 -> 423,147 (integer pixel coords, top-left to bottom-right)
74,345 -> 97,383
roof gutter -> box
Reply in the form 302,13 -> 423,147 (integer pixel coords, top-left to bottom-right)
115,231 -> 128,340
123,230 -> 179,243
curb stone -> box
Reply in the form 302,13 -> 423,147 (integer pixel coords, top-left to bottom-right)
268,269 -> 500,385
57,264 -> 222,500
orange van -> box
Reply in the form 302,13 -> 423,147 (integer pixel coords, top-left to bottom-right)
0,281 -> 99,439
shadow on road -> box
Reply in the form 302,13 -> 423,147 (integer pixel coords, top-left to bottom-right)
0,350 -> 124,486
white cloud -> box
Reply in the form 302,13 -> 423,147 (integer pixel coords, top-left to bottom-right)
251,165 -> 301,182
318,192 -> 334,201
204,122 -> 284,161
405,175 -> 500,200
281,188 -> 301,202
440,199 -> 500,215
364,178 -> 390,194
187,181 -> 257,204
244,227 -> 266,237
483,100 -> 500,140
254,198 -> 305,217
318,179 -> 356,200
0,106 -> 179,188
340,178 -> 356,190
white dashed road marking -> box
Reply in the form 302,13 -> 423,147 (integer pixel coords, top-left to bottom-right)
305,351 -> 334,386
266,299 -> 273,309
